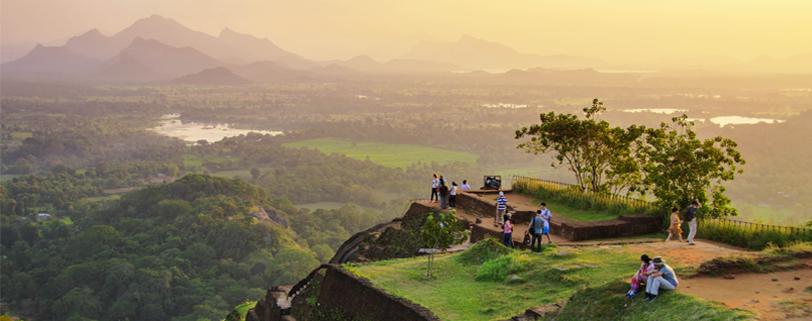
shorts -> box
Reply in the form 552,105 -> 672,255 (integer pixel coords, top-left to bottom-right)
542,225 -> 550,235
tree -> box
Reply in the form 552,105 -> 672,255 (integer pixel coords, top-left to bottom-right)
639,115 -> 745,218
515,99 -> 645,193
419,211 -> 467,278
250,167 -> 262,180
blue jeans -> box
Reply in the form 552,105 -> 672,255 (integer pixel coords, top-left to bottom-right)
503,233 -> 513,247
646,276 -> 676,295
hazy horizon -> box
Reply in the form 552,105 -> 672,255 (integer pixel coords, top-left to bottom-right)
3,0 -> 812,65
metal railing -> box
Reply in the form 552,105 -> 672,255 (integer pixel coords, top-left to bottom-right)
701,217 -> 812,237
512,175 -> 656,212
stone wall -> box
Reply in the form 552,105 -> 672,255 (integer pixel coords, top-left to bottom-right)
316,266 -> 441,321
469,214 -> 662,243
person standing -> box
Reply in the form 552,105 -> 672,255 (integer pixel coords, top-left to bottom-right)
665,207 -> 684,242
449,182 -> 458,208
502,217 -> 514,247
684,201 -> 699,245
439,180 -> 450,209
461,179 -> 471,192
529,210 -> 545,252
431,174 -> 439,203
539,202 -> 553,244
495,191 -> 508,226
645,257 -> 679,301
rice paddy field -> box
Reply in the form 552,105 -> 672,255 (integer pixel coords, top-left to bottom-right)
283,138 -> 478,168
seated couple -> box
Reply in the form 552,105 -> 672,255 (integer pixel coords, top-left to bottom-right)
626,255 -> 679,302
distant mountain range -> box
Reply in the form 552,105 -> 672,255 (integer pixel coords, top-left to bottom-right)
3,15 -> 810,84
402,35 -> 607,71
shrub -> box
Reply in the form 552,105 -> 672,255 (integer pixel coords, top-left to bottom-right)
475,252 -> 531,282
513,177 -> 657,217
698,220 -> 812,250
457,238 -> 511,265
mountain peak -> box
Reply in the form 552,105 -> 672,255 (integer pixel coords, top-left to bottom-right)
347,55 -> 377,64
127,14 -> 186,32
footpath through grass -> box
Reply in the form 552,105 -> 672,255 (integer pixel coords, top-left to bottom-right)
283,137 -> 478,168
345,239 -> 752,321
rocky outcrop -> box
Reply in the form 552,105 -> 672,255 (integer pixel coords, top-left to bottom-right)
329,201 -> 435,263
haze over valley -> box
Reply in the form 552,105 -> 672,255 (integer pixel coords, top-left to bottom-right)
1,2 -> 811,321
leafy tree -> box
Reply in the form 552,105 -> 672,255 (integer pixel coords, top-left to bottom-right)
515,99 -> 645,193
639,115 -> 745,217
419,211 -> 467,278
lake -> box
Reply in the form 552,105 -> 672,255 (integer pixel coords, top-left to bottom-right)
150,114 -> 283,143
623,108 -> 687,114
709,116 -> 785,127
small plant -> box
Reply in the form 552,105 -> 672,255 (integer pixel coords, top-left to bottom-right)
419,210 -> 467,278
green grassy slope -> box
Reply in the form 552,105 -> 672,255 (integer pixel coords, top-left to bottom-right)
345,240 -> 751,321
283,137 -> 478,168
548,281 -> 753,321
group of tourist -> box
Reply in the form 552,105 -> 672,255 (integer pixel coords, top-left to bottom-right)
665,200 -> 700,245
495,192 -> 553,251
430,173 -> 471,210
626,254 -> 679,302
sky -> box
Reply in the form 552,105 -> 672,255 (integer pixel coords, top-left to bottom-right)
2,0 -> 811,63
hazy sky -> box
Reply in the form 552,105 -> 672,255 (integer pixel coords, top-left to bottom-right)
2,0 -> 811,63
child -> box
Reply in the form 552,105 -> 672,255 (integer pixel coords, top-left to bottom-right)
502,217 -> 514,247
665,207 -> 684,242
539,202 -> 553,244
626,254 -> 654,298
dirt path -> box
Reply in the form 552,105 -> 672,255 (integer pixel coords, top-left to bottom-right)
680,264 -> 812,321
623,240 -> 753,267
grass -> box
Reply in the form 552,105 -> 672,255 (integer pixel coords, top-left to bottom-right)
283,137 -> 478,168
345,240 -> 755,321
345,241 -> 641,321
548,281 -> 754,321
542,199 -> 620,222
81,194 -> 121,203
698,219 -> 812,250
513,177 -> 659,218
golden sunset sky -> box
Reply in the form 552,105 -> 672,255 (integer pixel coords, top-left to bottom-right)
2,0 -> 811,63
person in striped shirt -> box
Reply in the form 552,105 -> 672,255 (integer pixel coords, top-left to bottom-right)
495,191 -> 508,226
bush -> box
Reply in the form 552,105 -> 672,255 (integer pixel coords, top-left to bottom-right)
698,220 -> 812,250
475,252 -> 531,282
457,238 -> 511,265
513,177 -> 657,216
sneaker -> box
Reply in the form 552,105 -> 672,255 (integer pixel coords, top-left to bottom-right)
689,242 -> 696,246
647,295 -> 658,302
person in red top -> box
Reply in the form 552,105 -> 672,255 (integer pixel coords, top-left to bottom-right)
502,217 -> 514,247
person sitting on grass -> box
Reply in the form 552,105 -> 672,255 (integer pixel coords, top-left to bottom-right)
539,202 -> 553,244
502,217 -> 514,247
645,257 -> 679,301
626,254 -> 654,299
665,207 -> 684,242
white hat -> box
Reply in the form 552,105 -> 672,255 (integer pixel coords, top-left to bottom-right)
499,191 -> 504,196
